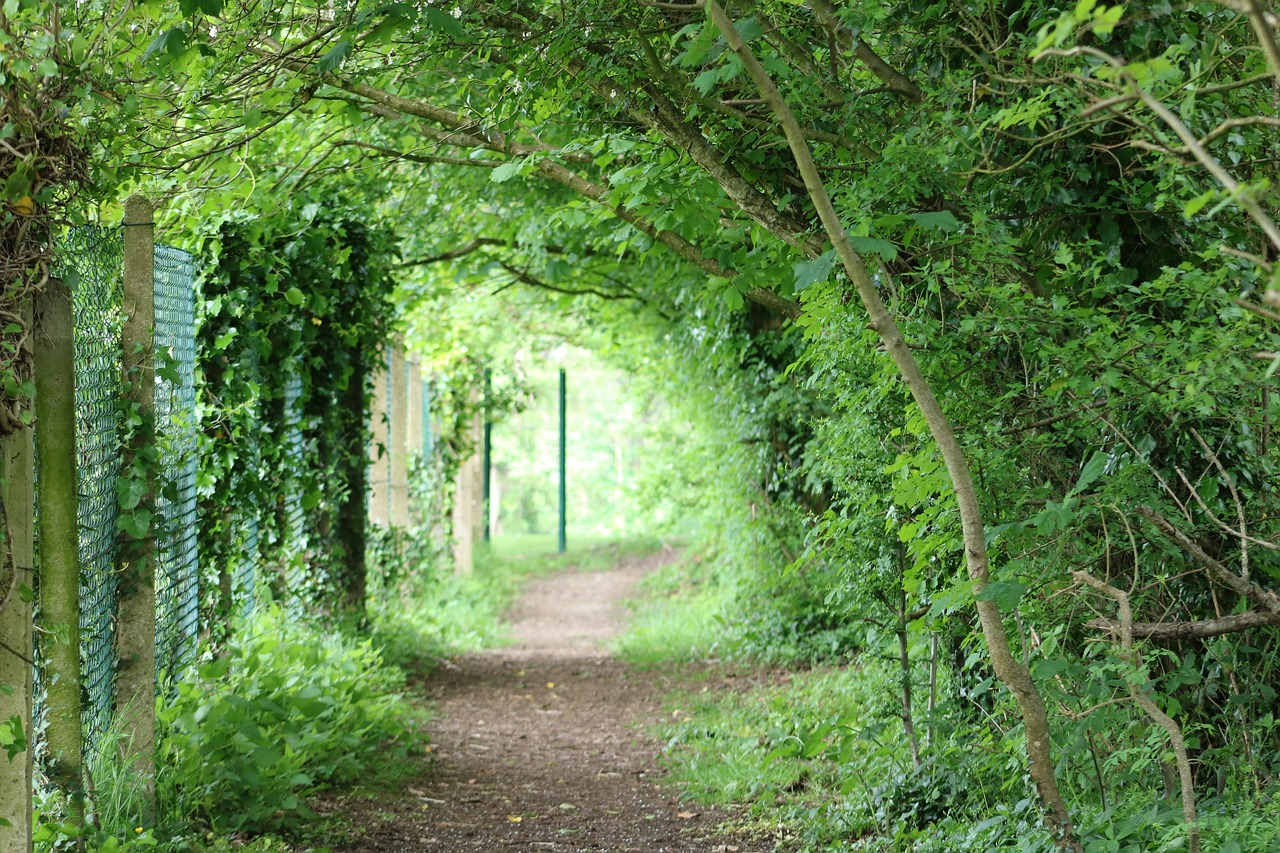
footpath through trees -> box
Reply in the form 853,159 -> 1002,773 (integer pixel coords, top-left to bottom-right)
324,548 -> 765,853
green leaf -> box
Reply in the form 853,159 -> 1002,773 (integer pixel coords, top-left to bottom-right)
35,58 -> 58,78
1068,450 -> 1107,497
490,160 -> 524,183
849,235 -> 898,262
144,27 -> 188,60
423,7 -> 464,37
1033,659 -> 1070,680
301,489 -> 323,510
793,251 -> 836,292
908,210 -> 961,232
118,509 -> 152,539
975,580 -> 1029,612
284,287 -> 306,306
1183,189 -> 1216,219
179,0 -> 223,15
316,41 -> 352,74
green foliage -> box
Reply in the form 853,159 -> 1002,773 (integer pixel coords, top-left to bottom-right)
157,606 -> 415,834
191,195 -> 398,616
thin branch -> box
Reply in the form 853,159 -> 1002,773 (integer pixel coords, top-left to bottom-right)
807,0 -> 925,102
1136,506 -> 1280,614
1087,610 -> 1280,640
1073,570 -> 1200,853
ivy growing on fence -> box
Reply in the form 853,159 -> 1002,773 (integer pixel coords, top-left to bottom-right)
194,197 -> 397,625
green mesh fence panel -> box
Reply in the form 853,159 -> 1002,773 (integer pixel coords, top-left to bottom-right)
62,226 -> 125,758
228,336 -> 260,619
154,244 -> 200,688
283,373 -> 309,610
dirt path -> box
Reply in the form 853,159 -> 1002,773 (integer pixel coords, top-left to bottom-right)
329,549 -> 756,853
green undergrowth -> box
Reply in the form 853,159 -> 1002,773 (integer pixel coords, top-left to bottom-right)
614,547 -> 731,666
625,556 -> 1280,852
371,535 -> 670,670
649,660 -> 1280,853
36,605 -> 424,853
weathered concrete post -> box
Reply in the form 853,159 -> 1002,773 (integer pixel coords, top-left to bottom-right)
368,352 -> 390,527
34,277 -> 84,829
451,383 -> 484,575
0,356 -> 35,853
389,345 -> 409,528
117,195 -> 157,808
406,357 -> 423,524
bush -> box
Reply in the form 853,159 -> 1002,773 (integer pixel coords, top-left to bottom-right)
157,605 -> 414,833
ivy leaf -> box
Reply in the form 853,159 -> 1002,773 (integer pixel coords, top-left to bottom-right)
116,474 -> 147,510
793,250 -> 836,292
118,509 -> 153,540
0,714 -> 26,760
316,40 -> 352,74
849,235 -> 898,262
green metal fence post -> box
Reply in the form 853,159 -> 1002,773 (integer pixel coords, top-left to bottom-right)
483,368 -> 491,543
558,368 -> 566,554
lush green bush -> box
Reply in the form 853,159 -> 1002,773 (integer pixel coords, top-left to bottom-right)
157,605 -> 415,834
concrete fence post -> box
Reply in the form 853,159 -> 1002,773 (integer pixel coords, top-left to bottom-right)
390,345 -> 408,528
0,304 -> 35,851
117,195 -> 157,810
33,277 -> 84,827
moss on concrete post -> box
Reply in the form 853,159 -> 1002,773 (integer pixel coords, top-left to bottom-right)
0,406 -> 34,853
117,195 -> 157,807
34,277 -> 84,828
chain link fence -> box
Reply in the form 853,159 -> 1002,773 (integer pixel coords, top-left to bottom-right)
153,244 -> 200,689
61,226 -> 124,758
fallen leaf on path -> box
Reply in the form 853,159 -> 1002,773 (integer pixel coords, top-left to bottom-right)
546,682 -> 555,689
507,815 -> 523,823
677,811 -> 699,819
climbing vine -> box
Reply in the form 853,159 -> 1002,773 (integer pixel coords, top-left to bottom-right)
194,194 -> 397,622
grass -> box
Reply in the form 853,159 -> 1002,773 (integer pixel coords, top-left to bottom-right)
612,547 -> 732,666
372,535 -> 671,669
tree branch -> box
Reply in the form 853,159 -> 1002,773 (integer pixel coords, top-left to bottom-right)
1073,570 -> 1200,853
807,0 -> 925,102
1087,610 -> 1280,640
1136,506 -> 1280,614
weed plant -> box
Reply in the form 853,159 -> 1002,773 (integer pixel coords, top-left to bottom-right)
643,644 -> 1280,852
156,604 -> 417,837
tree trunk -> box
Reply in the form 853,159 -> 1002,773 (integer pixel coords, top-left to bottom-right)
708,5 -> 1081,849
